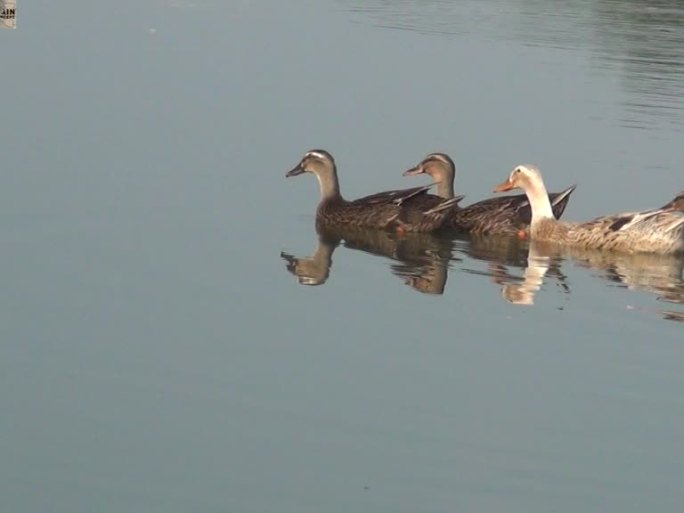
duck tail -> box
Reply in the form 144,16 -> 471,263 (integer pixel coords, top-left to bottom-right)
425,196 -> 462,215
550,184 -> 577,220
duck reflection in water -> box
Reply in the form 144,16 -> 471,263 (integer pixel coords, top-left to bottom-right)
500,245 -> 556,306
281,222 -> 684,316
281,225 -> 456,294
498,240 -> 684,319
562,244 -> 684,321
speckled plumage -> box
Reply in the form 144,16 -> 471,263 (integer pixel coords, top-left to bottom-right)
494,164 -> 684,255
286,150 -> 460,233
403,153 -> 575,235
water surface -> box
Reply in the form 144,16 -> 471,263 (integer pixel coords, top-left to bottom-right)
2,1 -> 683,512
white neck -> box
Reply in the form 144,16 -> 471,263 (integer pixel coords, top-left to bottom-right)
525,177 -> 554,225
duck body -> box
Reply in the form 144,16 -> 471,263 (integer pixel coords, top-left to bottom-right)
314,186 -> 459,232
494,164 -> 684,255
530,210 -> 684,254
404,153 -> 575,235
287,150 -> 460,233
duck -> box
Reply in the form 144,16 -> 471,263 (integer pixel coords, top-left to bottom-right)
403,153 -> 576,235
493,164 -> 684,254
286,149 -> 461,233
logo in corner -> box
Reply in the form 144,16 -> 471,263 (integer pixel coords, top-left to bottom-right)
1,0 -> 16,29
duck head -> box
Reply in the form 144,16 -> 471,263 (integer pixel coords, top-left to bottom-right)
286,149 -> 336,178
403,153 -> 456,199
493,164 -> 543,193
403,153 -> 455,181
495,164 -> 554,222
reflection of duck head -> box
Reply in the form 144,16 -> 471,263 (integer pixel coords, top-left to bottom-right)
281,234 -> 339,286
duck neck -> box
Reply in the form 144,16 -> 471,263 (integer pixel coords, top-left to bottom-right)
314,239 -> 335,267
307,239 -> 334,285
314,167 -> 342,200
526,179 -> 554,226
436,174 -> 455,199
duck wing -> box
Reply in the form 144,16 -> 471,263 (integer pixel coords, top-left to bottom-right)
567,205 -> 684,254
452,185 -> 576,235
318,185 -> 459,232
516,185 -> 577,224
352,184 -> 436,206
451,194 -> 529,234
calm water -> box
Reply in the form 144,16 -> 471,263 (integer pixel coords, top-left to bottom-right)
2,1 -> 684,512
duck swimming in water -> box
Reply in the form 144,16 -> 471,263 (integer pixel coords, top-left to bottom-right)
493,164 -> 684,254
403,153 -> 576,236
286,149 -> 461,233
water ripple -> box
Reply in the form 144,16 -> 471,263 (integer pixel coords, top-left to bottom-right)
281,227 -> 684,322
337,0 -> 684,131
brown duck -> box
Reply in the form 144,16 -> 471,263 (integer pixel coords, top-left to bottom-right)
403,153 -> 576,235
286,149 -> 461,233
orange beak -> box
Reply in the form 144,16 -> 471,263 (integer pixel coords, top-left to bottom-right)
493,178 -> 515,193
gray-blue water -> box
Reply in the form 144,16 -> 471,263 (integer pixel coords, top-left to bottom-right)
2,1 -> 683,511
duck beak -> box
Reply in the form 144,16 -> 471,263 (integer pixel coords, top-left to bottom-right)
493,178 -> 515,193
403,165 -> 424,177
286,163 -> 305,177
